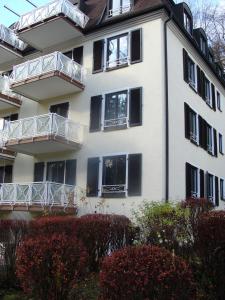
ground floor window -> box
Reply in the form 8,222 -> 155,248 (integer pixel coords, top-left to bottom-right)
207,173 -> 214,202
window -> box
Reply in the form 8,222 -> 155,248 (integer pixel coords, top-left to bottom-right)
187,57 -> 196,89
0,165 -> 13,183
34,160 -> 76,185
217,92 -> 221,111
186,163 -> 199,198
205,78 -> 211,105
90,87 -> 142,132
207,173 -> 214,202
183,11 -> 192,34
219,133 -> 223,154
207,125 -> 213,154
102,155 -> 127,197
63,46 -> 83,65
190,167 -> 198,197
108,0 -> 131,18
49,102 -> 69,118
104,90 -> 128,129
220,179 -> 225,200
93,29 -> 142,73
87,154 -> 142,197
107,34 -> 128,68
209,52 -> 214,63
189,109 -> 198,143
200,36 -> 207,55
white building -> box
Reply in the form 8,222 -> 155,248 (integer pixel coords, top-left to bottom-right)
0,0 -> 224,216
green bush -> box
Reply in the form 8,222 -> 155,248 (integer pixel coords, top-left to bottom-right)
133,201 -> 192,257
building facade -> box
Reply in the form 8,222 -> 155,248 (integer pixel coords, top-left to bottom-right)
0,0 -> 224,216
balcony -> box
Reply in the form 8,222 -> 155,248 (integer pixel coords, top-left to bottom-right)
0,182 -> 76,212
0,76 -> 22,109
15,0 -> 89,50
1,113 -> 83,155
10,52 -> 85,101
0,24 -> 27,64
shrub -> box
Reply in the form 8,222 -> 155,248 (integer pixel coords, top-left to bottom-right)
195,211 -> 225,299
181,198 -> 214,237
99,245 -> 196,300
74,214 -> 134,271
28,216 -> 77,237
0,220 -> 28,288
134,201 -> 192,258
16,233 -> 88,300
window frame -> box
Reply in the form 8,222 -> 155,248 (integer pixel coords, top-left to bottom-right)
207,173 -> 214,203
107,0 -> 132,18
205,77 -> 211,106
219,133 -> 224,154
187,56 -> 197,90
220,178 -> 225,200
207,125 -> 213,154
189,109 -> 199,144
200,35 -> 207,55
98,153 -> 129,197
183,10 -> 192,35
106,33 -> 129,70
217,91 -> 222,111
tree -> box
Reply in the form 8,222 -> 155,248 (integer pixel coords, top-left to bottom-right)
176,0 -> 225,70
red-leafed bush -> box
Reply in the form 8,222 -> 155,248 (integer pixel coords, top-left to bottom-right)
28,216 -> 77,237
99,245 -> 196,300
195,211 -> 225,299
0,220 -> 28,288
16,233 -> 88,300
74,214 -> 134,271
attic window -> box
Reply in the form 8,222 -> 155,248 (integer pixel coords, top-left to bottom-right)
108,0 -> 131,18
183,10 -> 192,34
200,35 -> 207,55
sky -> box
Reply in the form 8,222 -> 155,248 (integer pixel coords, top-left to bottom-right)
0,0 -> 50,26
0,0 -> 223,27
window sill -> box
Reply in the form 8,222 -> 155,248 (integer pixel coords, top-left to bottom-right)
101,192 -> 126,198
190,138 -> 199,146
106,63 -> 128,72
189,83 -> 197,94
104,125 -> 128,131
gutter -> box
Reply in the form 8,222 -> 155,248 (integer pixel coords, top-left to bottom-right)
164,11 -> 173,203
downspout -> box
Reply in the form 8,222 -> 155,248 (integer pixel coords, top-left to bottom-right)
164,11 -> 173,203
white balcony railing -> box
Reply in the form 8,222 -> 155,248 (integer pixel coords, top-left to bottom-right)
11,51 -> 84,85
104,117 -> 128,128
0,182 -> 76,208
1,113 -> 83,145
0,24 -> 27,51
108,3 -> 131,18
15,0 -> 89,31
0,75 -> 22,101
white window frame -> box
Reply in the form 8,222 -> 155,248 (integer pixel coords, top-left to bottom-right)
205,77 -> 211,106
108,0 -> 132,18
189,109 -> 199,144
183,11 -> 191,35
220,178 -> 225,200
219,133 -> 224,154
190,165 -> 201,198
207,125 -> 214,154
188,57 -> 197,90
105,32 -> 130,70
98,152 -> 129,197
207,173 -> 215,203
217,91 -> 222,111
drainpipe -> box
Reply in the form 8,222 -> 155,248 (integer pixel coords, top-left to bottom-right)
164,11 -> 173,203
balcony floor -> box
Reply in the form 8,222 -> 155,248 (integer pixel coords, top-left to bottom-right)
18,16 -> 83,50
5,134 -> 81,155
11,71 -> 84,101
0,204 -> 76,213
0,44 -> 23,65
0,93 -> 22,109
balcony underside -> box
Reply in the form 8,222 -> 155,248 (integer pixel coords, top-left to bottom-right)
0,43 -> 23,65
11,71 -> 84,101
0,93 -> 22,109
5,135 -> 80,155
0,148 -> 16,160
18,16 -> 83,50
0,204 -> 76,213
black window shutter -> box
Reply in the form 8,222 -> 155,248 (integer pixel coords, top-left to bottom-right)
90,95 -> 102,132
130,29 -> 142,64
74,46 -> 83,65
65,160 -> 76,185
129,87 -> 142,127
197,66 -> 202,96
184,103 -> 190,139
128,154 -> 142,196
213,129 -> 218,157
34,162 -> 44,182
215,176 -> 219,206
186,162 -> 191,198
200,169 -> 204,198
198,116 -> 203,148
93,40 -> 104,73
211,83 -> 216,111
4,165 -> 13,183
87,157 -> 99,197
183,49 -> 189,83
201,71 -> 206,100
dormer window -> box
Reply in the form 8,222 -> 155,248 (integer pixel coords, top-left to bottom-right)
200,35 -> 207,55
184,11 -> 192,34
108,0 -> 131,18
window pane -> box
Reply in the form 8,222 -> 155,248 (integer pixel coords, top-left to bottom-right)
105,94 -> 118,120
105,91 -> 128,126
108,38 -> 118,67
112,0 -> 120,16
47,161 -> 65,184
119,35 -> 128,62
102,155 -> 126,185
